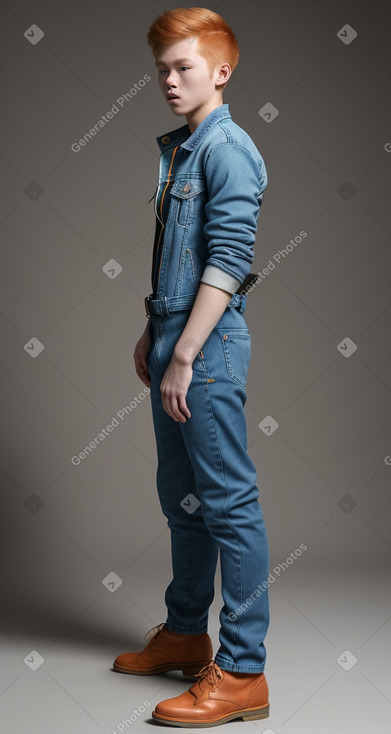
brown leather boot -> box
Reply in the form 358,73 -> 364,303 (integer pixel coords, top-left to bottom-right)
112,622 -> 213,677
152,659 -> 269,726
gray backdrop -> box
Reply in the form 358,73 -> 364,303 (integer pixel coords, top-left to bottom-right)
1,1 -> 390,732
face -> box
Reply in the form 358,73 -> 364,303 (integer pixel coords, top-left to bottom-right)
155,36 -> 229,119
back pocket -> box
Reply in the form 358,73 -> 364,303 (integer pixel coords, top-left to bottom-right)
218,329 -> 251,387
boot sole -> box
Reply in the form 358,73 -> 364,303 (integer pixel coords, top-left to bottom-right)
112,661 -> 207,676
151,703 -> 270,726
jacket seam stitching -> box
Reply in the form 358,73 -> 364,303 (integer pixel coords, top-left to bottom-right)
204,141 -> 261,176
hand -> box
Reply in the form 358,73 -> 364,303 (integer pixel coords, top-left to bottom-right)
133,324 -> 152,387
160,352 -> 193,423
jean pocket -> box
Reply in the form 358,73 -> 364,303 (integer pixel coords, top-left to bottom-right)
218,328 -> 251,386
169,178 -> 206,227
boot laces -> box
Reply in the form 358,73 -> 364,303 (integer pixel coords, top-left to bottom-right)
194,660 -> 223,689
144,622 -> 165,642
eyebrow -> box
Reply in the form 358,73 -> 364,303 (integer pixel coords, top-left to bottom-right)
155,57 -> 193,67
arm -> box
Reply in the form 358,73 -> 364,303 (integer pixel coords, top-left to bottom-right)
133,320 -> 152,387
160,282 -> 231,422
160,142 -> 267,422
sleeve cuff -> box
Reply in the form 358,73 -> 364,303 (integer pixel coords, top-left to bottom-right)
200,264 -> 242,295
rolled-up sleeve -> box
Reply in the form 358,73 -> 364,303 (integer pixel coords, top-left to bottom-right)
200,142 -> 267,294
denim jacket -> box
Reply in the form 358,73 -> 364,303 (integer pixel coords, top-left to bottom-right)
148,103 -> 268,308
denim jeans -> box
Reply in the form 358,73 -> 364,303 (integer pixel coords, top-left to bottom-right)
147,304 -> 270,673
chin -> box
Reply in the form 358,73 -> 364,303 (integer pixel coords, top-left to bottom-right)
170,106 -> 186,117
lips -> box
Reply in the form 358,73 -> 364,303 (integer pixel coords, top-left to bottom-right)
168,95 -> 179,100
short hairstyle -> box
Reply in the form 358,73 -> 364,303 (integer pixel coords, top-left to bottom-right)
147,6 -> 240,87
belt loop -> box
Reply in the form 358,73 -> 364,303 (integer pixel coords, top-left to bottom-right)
163,295 -> 170,317
144,295 -> 152,319
239,294 -> 247,313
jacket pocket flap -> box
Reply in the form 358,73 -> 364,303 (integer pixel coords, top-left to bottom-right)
170,179 -> 206,199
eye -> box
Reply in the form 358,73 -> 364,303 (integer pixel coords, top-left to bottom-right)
158,67 -> 190,74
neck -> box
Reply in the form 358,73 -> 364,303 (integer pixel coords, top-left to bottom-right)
186,98 -> 224,134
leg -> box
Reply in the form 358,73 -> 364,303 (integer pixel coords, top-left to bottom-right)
178,307 -> 270,673
148,315 -> 219,635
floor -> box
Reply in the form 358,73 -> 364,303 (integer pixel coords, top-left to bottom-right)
0,563 -> 390,733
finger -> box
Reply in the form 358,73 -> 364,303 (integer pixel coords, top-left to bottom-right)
141,362 -> 151,385
135,363 -> 151,387
142,373 -> 151,388
178,395 -> 191,419
163,398 -> 179,421
170,394 -> 187,423
162,390 -> 182,423
160,387 -> 171,416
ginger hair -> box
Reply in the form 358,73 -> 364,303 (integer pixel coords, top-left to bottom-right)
147,6 -> 239,89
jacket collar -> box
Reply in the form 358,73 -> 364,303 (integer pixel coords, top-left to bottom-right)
156,103 -> 231,153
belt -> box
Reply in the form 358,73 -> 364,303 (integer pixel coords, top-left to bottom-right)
144,291 -> 247,318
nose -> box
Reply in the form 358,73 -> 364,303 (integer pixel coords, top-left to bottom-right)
164,70 -> 177,88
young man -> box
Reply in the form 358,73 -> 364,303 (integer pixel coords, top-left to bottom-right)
113,7 -> 271,727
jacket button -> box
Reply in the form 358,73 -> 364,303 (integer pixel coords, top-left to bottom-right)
223,334 -> 228,340
182,183 -> 191,193
161,135 -> 170,144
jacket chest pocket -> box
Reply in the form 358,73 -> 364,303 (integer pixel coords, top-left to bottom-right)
169,179 -> 206,227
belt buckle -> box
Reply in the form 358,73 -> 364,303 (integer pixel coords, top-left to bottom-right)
144,295 -> 152,319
